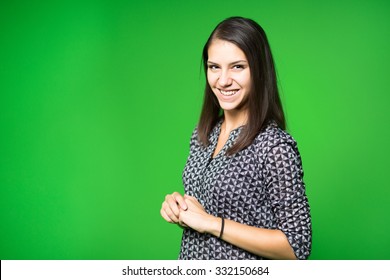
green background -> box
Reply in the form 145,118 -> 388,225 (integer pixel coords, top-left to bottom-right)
1,0 -> 389,260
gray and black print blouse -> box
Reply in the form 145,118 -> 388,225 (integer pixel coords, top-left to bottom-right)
179,120 -> 312,260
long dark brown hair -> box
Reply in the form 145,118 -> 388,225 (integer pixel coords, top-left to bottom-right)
198,16 -> 286,155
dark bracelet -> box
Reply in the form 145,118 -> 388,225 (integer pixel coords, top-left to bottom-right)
219,217 -> 225,239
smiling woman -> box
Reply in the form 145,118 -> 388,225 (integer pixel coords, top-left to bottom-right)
206,40 -> 251,113
160,16 -> 312,260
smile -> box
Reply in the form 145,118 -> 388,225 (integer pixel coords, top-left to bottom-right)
219,89 -> 239,96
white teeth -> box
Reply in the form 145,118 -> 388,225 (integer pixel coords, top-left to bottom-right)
220,89 -> 238,96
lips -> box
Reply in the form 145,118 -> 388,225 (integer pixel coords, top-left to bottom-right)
219,89 -> 239,96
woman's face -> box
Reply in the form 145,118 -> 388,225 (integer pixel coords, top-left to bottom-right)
207,39 -> 252,112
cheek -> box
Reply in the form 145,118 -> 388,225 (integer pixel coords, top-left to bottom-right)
207,72 -> 217,86
244,78 -> 252,90
239,72 -> 252,89
246,72 -> 252,88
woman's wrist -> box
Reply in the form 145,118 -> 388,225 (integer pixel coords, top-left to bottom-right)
205,215 -> 224,237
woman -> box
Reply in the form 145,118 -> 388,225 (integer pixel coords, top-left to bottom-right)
160,16 -> 312,260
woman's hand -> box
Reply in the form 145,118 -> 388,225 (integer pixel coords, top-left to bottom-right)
161,193 -> 220,235
160,192 -> 188,224
179,195 -> 220,234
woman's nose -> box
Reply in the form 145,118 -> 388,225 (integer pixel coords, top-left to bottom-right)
218,70 -> 232,87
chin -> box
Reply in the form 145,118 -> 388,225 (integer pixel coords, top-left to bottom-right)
218,100 -> 243,111
219,104 -> 240,111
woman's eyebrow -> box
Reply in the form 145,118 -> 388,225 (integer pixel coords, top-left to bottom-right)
207,60 -> 248,65
229,60 -> 248,65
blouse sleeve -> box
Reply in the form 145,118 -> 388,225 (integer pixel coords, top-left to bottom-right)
263,142 -> 312,259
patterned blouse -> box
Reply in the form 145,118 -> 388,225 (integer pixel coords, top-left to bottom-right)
178,120 -> 312,260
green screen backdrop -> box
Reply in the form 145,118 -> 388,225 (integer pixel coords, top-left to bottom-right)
1,0 -> 389,260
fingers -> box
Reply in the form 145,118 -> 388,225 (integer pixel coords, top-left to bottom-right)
161,192 -> 188,224
160,207 -> 175,223
184,194 -> 196,202
184,195 -> 203,209
161,200 -> 180,223
173,192 -> 188,211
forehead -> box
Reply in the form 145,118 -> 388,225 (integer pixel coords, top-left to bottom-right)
208,39 -> 247,62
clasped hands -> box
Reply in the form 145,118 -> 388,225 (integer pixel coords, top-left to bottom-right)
160,192 -> 215,234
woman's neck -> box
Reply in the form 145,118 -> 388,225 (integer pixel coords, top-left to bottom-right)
222,109 -> 248,133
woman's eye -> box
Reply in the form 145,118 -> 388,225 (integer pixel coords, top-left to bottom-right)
233,65 -> 244,69
208,65 -> 219,70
